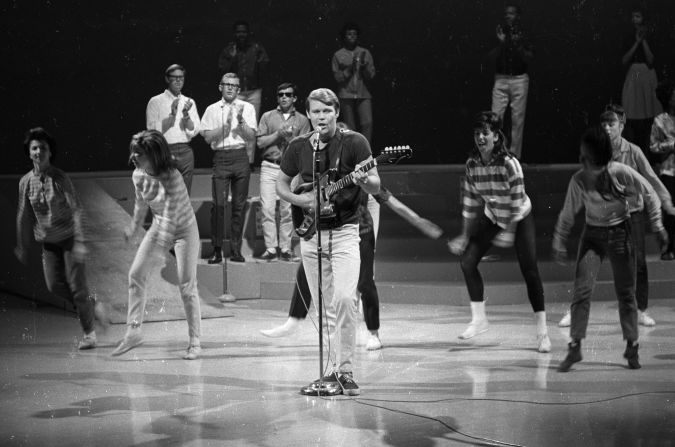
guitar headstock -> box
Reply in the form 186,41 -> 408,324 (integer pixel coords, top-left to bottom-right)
376,145 -> 413,164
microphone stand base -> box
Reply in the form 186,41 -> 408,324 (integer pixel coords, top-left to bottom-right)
300,381 -> 342,396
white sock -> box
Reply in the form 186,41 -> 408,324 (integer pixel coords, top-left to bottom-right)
535,311 -> 548,335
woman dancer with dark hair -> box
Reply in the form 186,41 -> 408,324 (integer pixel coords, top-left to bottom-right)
112,130 -> 202,360
448,111 -> 550,352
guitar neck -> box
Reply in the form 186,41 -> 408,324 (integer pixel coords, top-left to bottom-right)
325,160 -> 376,196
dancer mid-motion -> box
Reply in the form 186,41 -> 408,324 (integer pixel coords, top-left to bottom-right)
15,127 -> 109,350
112,130 -> 202,360
554,126 -> 668,372
558,104 -> 675,328
448,111 -> 550,353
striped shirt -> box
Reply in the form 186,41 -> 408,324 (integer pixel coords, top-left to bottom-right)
131,168 -> 196,249
553,162 -> 663,251
462,153 -> 531,229
16,166 -> 84,247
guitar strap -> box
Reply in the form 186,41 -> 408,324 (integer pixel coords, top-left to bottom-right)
318,130 -> 345,228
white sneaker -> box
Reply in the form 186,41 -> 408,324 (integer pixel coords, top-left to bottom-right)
459,320 -> 489,339
537,334 -> 552,353
111,330 -> 143,356
260,318 -> 300,338
183,345 -> 202,360
365,333 -> 382,351
78,332 -> 97,350
558,310 -> 571,327
638,310 -> 655,327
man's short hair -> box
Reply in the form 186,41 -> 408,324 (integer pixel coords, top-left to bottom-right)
233,20 -> 249,31
601,104 -> 626,124
341,22 -> 360,38
305,88 -> 340,113
165,64 -> 185,76
277,82 -> 297,95
505,3 -> 522,14
222,72 -> 240,83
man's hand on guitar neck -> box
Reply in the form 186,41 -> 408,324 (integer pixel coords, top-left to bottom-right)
352,159 -> 380,194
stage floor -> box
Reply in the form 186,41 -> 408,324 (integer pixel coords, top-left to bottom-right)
1,294 -> 674,446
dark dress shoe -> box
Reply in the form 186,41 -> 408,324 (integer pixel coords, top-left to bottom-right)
208,252 -> 223,264
230,252 -> 245,263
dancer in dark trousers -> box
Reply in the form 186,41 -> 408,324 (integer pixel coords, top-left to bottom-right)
554,126 -> 668,372
448,111 -> 550,353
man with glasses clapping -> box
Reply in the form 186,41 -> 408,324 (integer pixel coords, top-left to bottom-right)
200,73 -> 257,265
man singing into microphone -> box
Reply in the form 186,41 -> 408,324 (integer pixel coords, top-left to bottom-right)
276,88 -> 380,395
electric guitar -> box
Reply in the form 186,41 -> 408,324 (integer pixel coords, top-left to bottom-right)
291,145 -> 412,240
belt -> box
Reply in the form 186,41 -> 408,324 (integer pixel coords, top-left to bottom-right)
216,146 -> 246,151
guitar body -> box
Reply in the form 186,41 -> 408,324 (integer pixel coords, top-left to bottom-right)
291,171 -> 338,240
290,145 -> 413,240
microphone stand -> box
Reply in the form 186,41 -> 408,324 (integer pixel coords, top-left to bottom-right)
300,133 -> 340,396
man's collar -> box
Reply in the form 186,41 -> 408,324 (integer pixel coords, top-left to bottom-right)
276,105 -> 296,114
618,137 -> 630,153
164,89 -> 181,99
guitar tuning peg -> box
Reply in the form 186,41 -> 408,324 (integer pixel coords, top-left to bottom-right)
384,146 -> 390,151
396,146 -> 401,150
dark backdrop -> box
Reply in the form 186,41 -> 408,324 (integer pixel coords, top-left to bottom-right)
3,0 -> 674,174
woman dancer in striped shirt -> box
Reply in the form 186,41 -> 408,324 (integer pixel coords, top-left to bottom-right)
448,111 -> 550,352
112,130 -> 202,360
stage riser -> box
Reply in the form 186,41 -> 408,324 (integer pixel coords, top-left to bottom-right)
235,278 -> 675,305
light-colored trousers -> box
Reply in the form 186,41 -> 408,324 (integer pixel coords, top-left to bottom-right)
491,73 -> 529,159
127,220 -> 201,341
300,224 -> 360,374
260,161 -> 293,251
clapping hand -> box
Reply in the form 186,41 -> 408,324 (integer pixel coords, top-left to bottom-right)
171,98 -> 180,116
182,99 -> 193,117
278,123 -> 293,139
496,25 -> 506,42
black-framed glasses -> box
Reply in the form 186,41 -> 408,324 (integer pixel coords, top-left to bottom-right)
220,83 -> 240,88
277,92 -> 295,98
